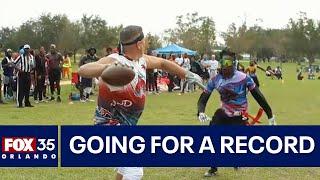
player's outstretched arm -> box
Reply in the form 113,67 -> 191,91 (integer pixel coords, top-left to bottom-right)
78,57 -> 115,78
144,55 -> 186,79
144,55 -> 204,88
250,87 -> 276,125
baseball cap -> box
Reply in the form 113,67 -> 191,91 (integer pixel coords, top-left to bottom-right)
50,44 -> 56,48
23,44 -> 30,49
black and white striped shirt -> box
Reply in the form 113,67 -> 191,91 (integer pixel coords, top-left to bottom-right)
14,54 -> 35,73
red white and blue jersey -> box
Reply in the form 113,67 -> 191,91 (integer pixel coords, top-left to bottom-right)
94,54 -> 147,125
205,71 -> 256,117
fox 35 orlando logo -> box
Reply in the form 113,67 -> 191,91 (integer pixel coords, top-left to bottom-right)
1,137 -> 56,160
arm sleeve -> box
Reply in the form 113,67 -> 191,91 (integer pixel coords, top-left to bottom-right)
197,91 -> 212,115
197,78 -> 215,115
250,87 -> 273,119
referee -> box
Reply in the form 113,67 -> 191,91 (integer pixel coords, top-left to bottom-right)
14,44 -> 35,108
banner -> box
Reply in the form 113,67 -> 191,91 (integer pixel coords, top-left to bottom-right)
0,126 -> 58,167
60,126 -> 320,167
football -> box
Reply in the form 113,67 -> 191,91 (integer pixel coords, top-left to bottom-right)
101,63 -> 135,86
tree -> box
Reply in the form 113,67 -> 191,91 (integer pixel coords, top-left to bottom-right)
164,12 -> 216,55
145,33 -> 162,52
79,15 -> 122,50
0,13 -> 122,59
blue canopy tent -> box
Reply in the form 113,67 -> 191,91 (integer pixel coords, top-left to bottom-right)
154,44 -> 197,56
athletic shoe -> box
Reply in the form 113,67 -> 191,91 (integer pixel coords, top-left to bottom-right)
35,100 -> 39,104
49,96 -> 55,101
204,168 -> 218,177
25,104 -> 34,107
57,96 -> 61,103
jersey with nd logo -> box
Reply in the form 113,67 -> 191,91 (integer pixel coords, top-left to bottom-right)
205,70 -> 256,117
94,53 -> 147,125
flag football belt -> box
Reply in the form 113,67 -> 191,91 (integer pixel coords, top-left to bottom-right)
242,108 -> 264,126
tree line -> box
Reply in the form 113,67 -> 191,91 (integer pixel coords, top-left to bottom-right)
1,12 -> 320,63
0,14 -> 122,57
223,12 -> 320,63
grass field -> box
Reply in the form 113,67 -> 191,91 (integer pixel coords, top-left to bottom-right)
0,62 -> 320,179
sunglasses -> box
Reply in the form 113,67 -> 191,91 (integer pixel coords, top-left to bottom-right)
221,59 -> 233,67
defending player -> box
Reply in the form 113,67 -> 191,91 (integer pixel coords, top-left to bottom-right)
197,49 -> 276,177
78,25 -> 203,180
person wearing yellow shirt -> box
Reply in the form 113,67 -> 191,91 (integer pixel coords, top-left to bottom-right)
62,54 -> 71,79
245,61 -> 260,87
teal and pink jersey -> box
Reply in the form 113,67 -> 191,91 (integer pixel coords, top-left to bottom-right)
94,54 -> 147,125
205,70 -> 256,117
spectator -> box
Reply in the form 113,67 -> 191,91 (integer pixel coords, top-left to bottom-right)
245,60 -> 260,87
200,54 -> 210,84
0,57 -> 4,104
153,68 -> 159,94
167,54 -> 177,92
297,68 -> 304,80
207,54 -> 219,78
14,44 -> 35,108
175,54 -> 183,66
62,53 -> 71,79
146,69 -> 155,93
29,49 -> 36,96
266,66 -> 272,77
78,47 -> 98,101
46,44 -> 63,102
34,47 -> 47,103
190,57 -> 203,91
275,66 -> 283,80
105,47 -> 113,56
307,66 -> 315,80
179,53 -> 191,94
1,49 -> 15,100
43,52 -> 50,100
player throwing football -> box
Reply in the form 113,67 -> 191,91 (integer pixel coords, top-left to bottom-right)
78,25 -> 203,180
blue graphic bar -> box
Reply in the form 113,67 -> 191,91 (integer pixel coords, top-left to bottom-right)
61,125 -> 320,167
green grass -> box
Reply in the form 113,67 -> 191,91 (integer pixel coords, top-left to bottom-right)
0,62 -> 320,179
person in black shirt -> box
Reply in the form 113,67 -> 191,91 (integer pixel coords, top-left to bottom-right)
14,44 -> 35,108
78,47 -> 98,101
34,47 -> 47,103
1,49 -> 15,100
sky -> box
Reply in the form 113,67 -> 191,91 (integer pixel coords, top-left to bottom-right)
1,0 -> 319,43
